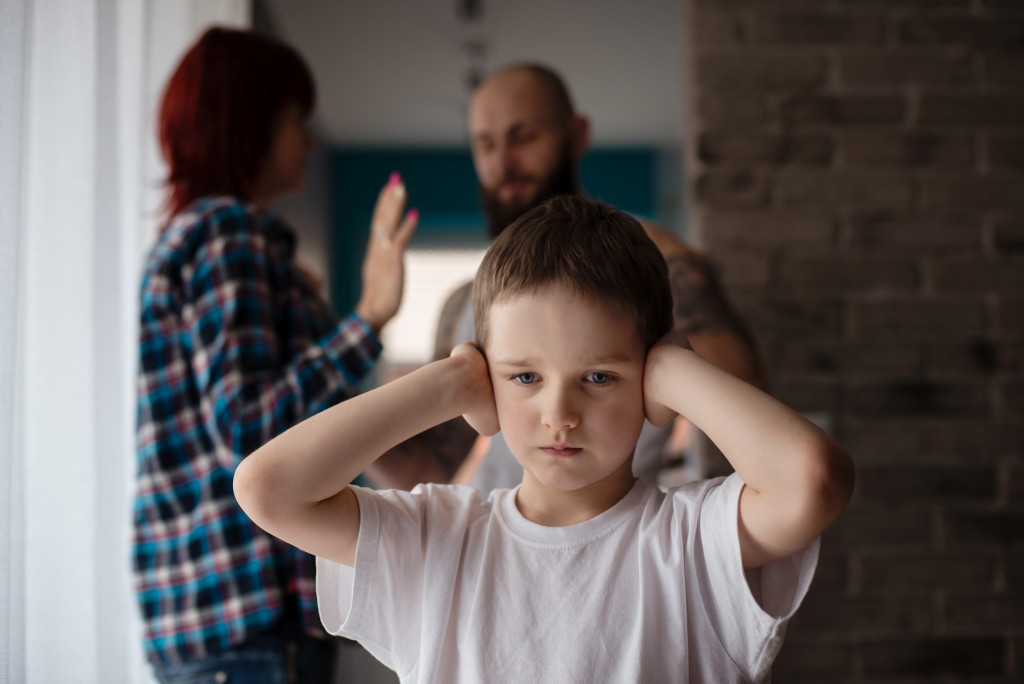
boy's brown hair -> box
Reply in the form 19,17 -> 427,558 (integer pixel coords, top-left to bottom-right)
473,196 -> 673,350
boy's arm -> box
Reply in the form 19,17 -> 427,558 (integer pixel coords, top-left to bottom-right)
362,282 -> 480,489
644,338 -> 854,569
234,344 -> 497,567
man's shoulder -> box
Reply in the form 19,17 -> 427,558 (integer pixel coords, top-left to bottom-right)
635,218 -> 709,264
434,280 -> 475,359
441,280 -> 474,310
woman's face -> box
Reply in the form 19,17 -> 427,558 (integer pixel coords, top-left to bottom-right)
254,102 -> 314,206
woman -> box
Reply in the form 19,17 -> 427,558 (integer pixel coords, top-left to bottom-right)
133,27 -> 416,683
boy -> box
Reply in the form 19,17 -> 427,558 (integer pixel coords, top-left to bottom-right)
234,196 -> 854,683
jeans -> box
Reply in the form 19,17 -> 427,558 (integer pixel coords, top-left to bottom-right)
151,630 -> 336,684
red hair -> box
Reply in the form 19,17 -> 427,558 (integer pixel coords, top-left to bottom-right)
158,27 -> 316,221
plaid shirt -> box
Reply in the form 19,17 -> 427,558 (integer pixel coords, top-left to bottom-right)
133,197 -> 381,665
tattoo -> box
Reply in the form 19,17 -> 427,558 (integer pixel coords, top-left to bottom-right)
421,418 -> 479,480
664,252 -> 745,336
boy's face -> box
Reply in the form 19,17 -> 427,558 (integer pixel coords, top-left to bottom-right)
484,283 -> 646,502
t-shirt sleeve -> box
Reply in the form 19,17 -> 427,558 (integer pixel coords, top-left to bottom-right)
316,484 -> 482,678
694,473 -> 820,681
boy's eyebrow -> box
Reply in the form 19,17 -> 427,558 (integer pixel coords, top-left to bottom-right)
491,354 -> 636,367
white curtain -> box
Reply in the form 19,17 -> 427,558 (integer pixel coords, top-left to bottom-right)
1,1 -> 250,682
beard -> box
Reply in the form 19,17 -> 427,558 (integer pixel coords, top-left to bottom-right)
480,142 -> 579,240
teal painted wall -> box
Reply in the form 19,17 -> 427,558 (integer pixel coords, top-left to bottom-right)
329,147 -> 671,312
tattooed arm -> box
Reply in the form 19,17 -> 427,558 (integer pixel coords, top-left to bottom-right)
640,221 -> 766,390
363,282 -> 480,489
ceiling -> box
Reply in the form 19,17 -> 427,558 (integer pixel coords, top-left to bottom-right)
259,0 -> 685,146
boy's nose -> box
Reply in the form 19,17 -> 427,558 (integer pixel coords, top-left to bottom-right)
541,387 -> 580,431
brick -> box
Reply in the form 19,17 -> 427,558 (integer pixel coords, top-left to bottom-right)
697,0 -> 825,5
765,337 -> 835,374
979,0 -> 1024,8
857,465 -> 999,504
771,378 -> 842,413
698,92 -> 768,128
813,552 -> 850,592
945,511 -> 1024,546
985,55 -> 1024,86
1006,552 -> 1024,587
698,133 -> 833,166
993,219 -> 1024,255
922,177 -> 1024,210
998,296 -> 1024,332
711,249 -> 772,287
849,380 -> 991,418
946,593 -> 1024,629
1010,465 -> 1024,503
842,134 -> 974,168
753,14 -> 886,44
704,210 -> 835,248
780,95 -> 906,127
841,54 -> 975,87
898,17 -> 1024,49
847,211 -> 982,253
933,258 -> 1024,292
923,421 -> 1024,458
741,296 -> 846,335
839,420 -> 1021,463
692,9 -> 746,47
926,340 -> 1020,375
863,638 -> 1006,677
834,420 -> 922,459
776,173 -> 913,210
842,341 -> 924,374
775,255 -> 919,291
861,552 -> 997,593
694,170 -> 770,208
919,96 -> 1024,127
989,138 -> 1024,172
842,0 -> 968,6
795,595 -> 933,633
696,55 -> 828,91
773,639 -> 853,678
824,507 -> 933,547
849,298 -> 987,337
1002,381 -> 1024,415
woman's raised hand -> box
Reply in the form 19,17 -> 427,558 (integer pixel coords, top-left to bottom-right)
355,172 -> 419,333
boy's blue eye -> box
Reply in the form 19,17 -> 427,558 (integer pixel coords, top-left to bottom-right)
584,371 -> 614,385
513,372 -> 538,385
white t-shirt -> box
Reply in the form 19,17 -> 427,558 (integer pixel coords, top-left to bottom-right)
317,474 -> 819,684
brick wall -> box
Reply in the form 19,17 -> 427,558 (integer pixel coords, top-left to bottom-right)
682,0 -> 1024,680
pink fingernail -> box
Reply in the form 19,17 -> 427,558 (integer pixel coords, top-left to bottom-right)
406,208 -> 419,221
387,171 -> 401,187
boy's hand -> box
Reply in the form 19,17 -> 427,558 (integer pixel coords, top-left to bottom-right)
643,330 -> 694,427
450,342 -> 500,437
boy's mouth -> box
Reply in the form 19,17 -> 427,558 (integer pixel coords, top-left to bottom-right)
541,445 -> 582,457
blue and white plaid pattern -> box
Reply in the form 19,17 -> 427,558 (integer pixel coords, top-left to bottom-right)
134,197 -> 381,665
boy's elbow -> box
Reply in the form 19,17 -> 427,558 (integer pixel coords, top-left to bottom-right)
233,456 -> 273,528
804,440 -> 855,525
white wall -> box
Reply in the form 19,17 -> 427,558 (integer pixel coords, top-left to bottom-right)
261,0 -> 684,146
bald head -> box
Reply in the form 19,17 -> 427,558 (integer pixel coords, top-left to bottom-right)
468,64 -> 590,238
473,64 -> 576,122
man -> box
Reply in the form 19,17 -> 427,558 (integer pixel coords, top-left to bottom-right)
368,63 -> 763,491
